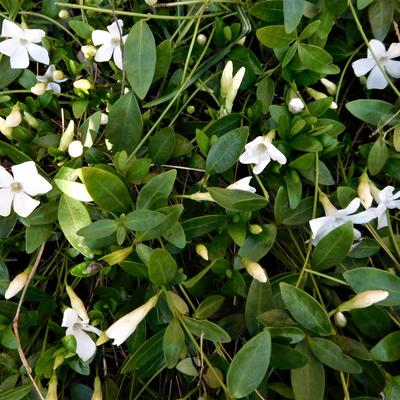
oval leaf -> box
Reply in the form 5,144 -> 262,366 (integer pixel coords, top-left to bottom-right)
148,248 -> 177,286
371,331 -> 400,362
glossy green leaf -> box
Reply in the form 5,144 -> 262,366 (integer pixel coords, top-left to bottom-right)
256,25 -> 296,48
77,219 -> 118,240
280,283 -> 332,336
238,224 -> 276,261
25,224 -> 52,254
124,20 -> 156,99
368,136 -> 388,176
346,100 -> 399,126
148,127 -> 175,165
370,331 -> 400,361
184,317 -> 231,343
193,295 -> 225,320
124,210 -> 166,232
270,343 -> 309,369
182,215 -> 228,240
227,330 -> 271,398
368,0 -> 394,41
0,383 -> 33,400
284,169 -> 302,209
283,0 -> 304,33
164,318 -> 185,369
298,44 -> 339,74
153,39 -> 172,82
148,248 -> 177,286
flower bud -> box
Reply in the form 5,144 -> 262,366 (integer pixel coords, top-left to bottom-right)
81,45 -> 97,60
23,111 -> 40,129
334,311 -> 347,327
358,172 -> 373,209
369,181 -> 381,203
68,140 -> 84,158
96,331 -> 109,346
31,82 -> 47,96
195,244 -> 209,261
220,61 -> 233,99
45,373 -> 58,400
319,193 -> 337,216
53,353 -> 65,370
0,117 -> 12,139
197,34 -> 207,46
100,113 -> 108,125
59,120 -> 75,152
187,192 -> 214,202
6,105 -> 21,128
249,224 -> 263,235
167,291 -> 189,315
320,78 -> 337,96
53,70 -> 64,81
242,258 -> 267,283
66,285 -> 89,322
306,87 -> 337,110
73,79 -> 93,91
225,66 -> 245,114
186,105 -> 195,114
4,267 -> 32,300
338,290 -> 389,312
288,98 -> 304,114
58,9 -> 69,20
91,376 -> 103,400
237,36 -> 246,46
145,0 -> 157,6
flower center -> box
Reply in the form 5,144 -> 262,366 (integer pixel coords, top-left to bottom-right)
111,37 -> 121,46
19,38 -> 29,46
10,181 -> 23,193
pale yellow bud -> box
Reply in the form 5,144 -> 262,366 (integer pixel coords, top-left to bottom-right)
23,111 -> 40,129
53,70 -> 64,81
4,267 -> 32,300
225,66 -> 245,114
358,172 -> 373,209
265,129 -> 276,143
59,120 -> 75,152
220,61 -> 233,99
45,373 -> 58,400
288,98 -> 304,114
53,354 -> 65,370
31,82 -> 47,96
319,193 -> 337,216
320,78 -> 337,96
195,244 -> 209,260
196,34 -> 207,46
73,79 -> 93,90
91,376 -> 103,400
96,331 -> 109,346
237,36 -> 246,46
6,105 -> 21,128
249,224 -> 263,235
58,9 -> 69,20
369,181 -> 381,203
187,192 -> 214,202
338,290 -> 389,312
242,258 -> 267,283
306,87 -> 337,109
81,45 -> 97,60
0,117 -> 12,139
334,311 -> 347,327
145,0 -> 157,6
66,285 -> 89,322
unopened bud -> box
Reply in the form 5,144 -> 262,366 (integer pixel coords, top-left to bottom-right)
58,9 -> 69,20
31,82 -> 47,96
338,290 -> 389,312
100,113 -> 108,125
320,78 -> 337,96
91,376 -> 103,400
249,224 -> 263,235
306,87 -> 337,110
242,258 -> 267,283
220,61 -> 233,99
358,172 -> 373,209
59,120 -> 75,152
237,36 -> 246,46
319,193 -> 337,216
369,181 -> 381,203
23,111 -> 40,129
53,70 -> 64,81
96,331 -> 109,346
6,105 -> 21,128
0,117 -> 12,139
334,311 -> 347,327
195,244 -> 209,260
145,0 -> 157,5
45,373 -> 58,400
288,98 -> 304,114
186,105 -> 195,114
81,45 -> 97,60
73,79 -> 93,91
68,140 -> 84,158
66,285 -> 89,322
53,354 -> 65,370
197,34 -> 207,46
187,192 -> 214,202
4,267 -> 32,299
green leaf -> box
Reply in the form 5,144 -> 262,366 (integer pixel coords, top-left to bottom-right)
256,76 -> 275,114
208,187 -> 268,212
124,20 -> 156,99
182,215 -> 228,240
25,224 -> 52,254
270,343 -> 309,369
136,170 -> 176,210
82,167 -> 132,213
58,194 -> 93,257
256,25 -> 296,48
368,136 -> 388,176
163,318 -> 185,369
184,317 -> 231,343
280,283 -> 332,336
358,0 -> 374,9
153,39 -> 172,82
124,210 -> 166,232
0,383 -> 32,400
77,220 -> 118,240
298,43 -> 339,74
105,92 -> 143,154
283,0 -> 304,33
346,100 -> 399,126
193,295 -> 225,320
290,153 -> 334,185
148,127 -> 175,165
343,267 -> 400,306
368,0 -> 394,41
291,341 -> 325,400
284,169 -> 302,209
69,20 -> 93,40
311,221 -> 354,270
148,248 -> 177,286
290,135 -> 323,152
249,1 -> 283,23
238,224 -> 276,261
309,337 -> 362,373
0,57 -> 21,89
206,127 -> 248,173
227,330 -> 271,398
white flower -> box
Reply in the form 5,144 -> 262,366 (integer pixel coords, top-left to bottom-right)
227,176 -> 256,193
239,131 -> 286,174
36,65 -> 67,94
0,161 -> 52,218
106,295 -> 158,346
0,20 -> 49,69
68,140 -> 84,158
352,39 -> 400,89
62,307 -> 101,362
4,267 -> 31,299
242,258 -> 267,283
309,196 -> 377,245
370,185 -> 400,229
100,113 -> 108,125
338,290 -> 389,312
288,98 -> 304,114
92,20 -> 127,70
220,60 -> 246,114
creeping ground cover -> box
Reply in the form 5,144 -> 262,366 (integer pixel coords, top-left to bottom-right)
2,0 -> 400,399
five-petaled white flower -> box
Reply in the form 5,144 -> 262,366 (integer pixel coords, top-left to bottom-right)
106,295 -> 159,346
0,161 -> 52,218
92,19 -> 127,70
370,185 -> 400,229
35,65 -> 67,94
309,195 -> 377,245
227,176 -> 256,193
352,39 -> 400,89
239,130 -> 286,174
0,20 -> 49,69
62,307 -> 102,362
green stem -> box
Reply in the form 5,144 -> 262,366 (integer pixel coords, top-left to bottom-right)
254,174 -> 270,202
386,210 -> 400,260
304,268 -> 349,286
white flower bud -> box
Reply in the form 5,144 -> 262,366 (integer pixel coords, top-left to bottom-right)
334,311 -> 347,327
66,285 -> 89,322
0,117 -> 12,139
73,79 -> 93,90
288,98 -> 304,114
46,373 -> 58,400
249,224 -> 263,235
5,105 -> 21,128
81,45 -> 97,60
187,192 -> 214,202
369,181 -> 381,203
53,70 -> 64,81
358,172 -> 373,209
105,139 -> 113,151
31,82 -> 47,96
68,140 -> 84,158
338,290 -> 389,312
237,36 -> 246,46
58,9 -> 69,20
225,66 -> 245,114
197,34 -> 207,46
242,258 -> 267,283
23,111 -> 40,129
306,87 -> 337,110
319,193 -> 337,216
195,244 -> 209,260
91,376 -> 103,400
100,113 -> 108,125
59,120 -> 75,152
220,60 -> 233,99
4,267 -> 32,299
145,0 -> 157,5
320,78 -> 337,96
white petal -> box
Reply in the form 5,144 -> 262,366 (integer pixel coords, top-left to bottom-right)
24,28 -> 45,43
385,60 -> 400,79
13,162 -> 52,196
387,199 -> 400,209
252,156 -> 270,174
82,324 -> 102,336
13,191 -> 39,217
377,211 -> 388,229
267,143 -> 286,165
347,208 -> 378,224
113,46 -> 123,70
62,308 -> 79,328
92,30 -> 111,46
2,20 -> 23,38
0,166 -> 13,187
107,20 -> 124,37
386,43 -> 400,59
239,150 -> 260,165
95,43 -> 114,62
353,228 -> 362,241
0,39 -> 19,57
367,39 -> 387,59
11,161 -> 37,182
69,326 -> 97,362
227,177 -> 256,193
378,186 -> 394,203
352,58 -> 375,77
47,82 -> 61,93
26,43 -> 49,65
339,198 -> 361,216
309,216 -> 331,238
0,188 -> 13,216
10,46 -> 29,69
367,66 -> 388,89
